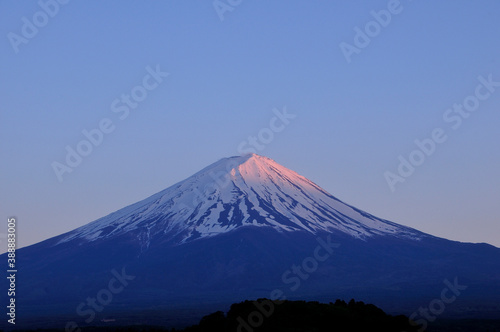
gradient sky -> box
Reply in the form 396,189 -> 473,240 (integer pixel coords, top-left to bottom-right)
1,0 -> 499,252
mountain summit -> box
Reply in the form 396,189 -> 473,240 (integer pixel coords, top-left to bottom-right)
4,154 -> 500,329
58,154 -> 423,247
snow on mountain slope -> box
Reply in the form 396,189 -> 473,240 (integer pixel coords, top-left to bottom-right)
57,154 -> 425,246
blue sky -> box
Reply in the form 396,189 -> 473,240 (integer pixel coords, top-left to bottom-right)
1,0 -> 499,250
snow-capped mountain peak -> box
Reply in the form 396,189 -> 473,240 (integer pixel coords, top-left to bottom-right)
58,154 -> 424,246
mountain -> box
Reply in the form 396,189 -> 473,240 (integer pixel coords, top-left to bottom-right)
57,153 -> 425,246
3,154 -> 500,329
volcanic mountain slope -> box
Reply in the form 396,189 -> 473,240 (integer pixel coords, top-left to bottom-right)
57,153 -> 426,246
4,154 -> 500,329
